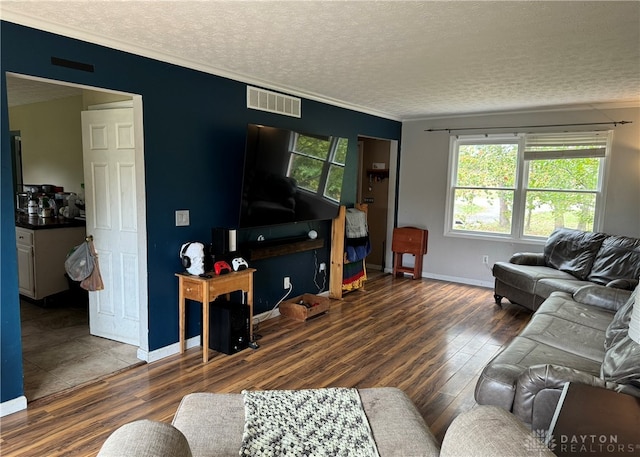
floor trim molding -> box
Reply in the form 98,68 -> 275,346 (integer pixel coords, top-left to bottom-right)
0,395 -> 27,417
141,308 -> 279,363
382,268 -> 494,289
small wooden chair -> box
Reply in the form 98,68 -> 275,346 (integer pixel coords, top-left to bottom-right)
392,227 -> 428,279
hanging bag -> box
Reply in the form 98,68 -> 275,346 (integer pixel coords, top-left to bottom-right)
65,240 -> 94,281
80,239 -> 104,292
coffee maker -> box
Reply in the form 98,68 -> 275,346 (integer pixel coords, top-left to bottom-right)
16,193 -> 29,213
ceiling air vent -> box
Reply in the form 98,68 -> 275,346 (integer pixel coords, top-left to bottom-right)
247,86 -> 301,118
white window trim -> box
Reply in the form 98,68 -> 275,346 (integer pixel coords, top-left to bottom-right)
444,131 -> 611,243
287,132 -> 345,203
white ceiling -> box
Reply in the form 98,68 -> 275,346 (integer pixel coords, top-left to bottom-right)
2,1 -> 639,120
6,76 -> 84,107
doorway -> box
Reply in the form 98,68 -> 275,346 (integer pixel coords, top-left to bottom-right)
6,73 -> 149,401
357,136 -> 397,274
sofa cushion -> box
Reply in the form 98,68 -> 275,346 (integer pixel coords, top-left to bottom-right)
543,228 -> 606,280
520,313 -> 608,363
440,406 -> 556,457
588,235 -> 640,285
535,291 -> 615,333
98,420 -> 192,457
172,388 -> 440,457
574,284 -> 633,312
492,262 -> 577,295
604,285 -> 638,349
535,277 -> 592,299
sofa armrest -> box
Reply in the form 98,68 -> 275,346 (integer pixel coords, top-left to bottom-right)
440,405 -> 555,457
513,364 -> 633,430
573,284 -> 632,311
606,278 -> 639,290
97,420 -> 192,457
510,252 -> 545,266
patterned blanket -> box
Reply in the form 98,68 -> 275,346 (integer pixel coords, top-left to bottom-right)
241,387 -> 380,457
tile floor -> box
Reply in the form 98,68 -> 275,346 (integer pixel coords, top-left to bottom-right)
20,298 -> 142,401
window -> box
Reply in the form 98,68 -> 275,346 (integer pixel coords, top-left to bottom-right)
446,131 -> 610,240
288,133 -> 347,202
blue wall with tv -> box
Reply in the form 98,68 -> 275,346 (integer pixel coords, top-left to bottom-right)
0,21 -> 401,405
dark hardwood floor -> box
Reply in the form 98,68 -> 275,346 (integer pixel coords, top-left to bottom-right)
0,274 -> 531,456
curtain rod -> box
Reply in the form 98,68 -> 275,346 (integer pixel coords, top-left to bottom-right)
424,120 -> 632,133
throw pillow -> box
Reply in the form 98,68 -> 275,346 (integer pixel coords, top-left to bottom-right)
604,284 -> 638,350
588,234 -> 640,285
544,228 -> 606,280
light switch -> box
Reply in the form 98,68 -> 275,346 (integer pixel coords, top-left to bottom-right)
175,210 -> 190,226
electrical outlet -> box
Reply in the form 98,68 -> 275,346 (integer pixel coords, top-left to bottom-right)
319,262 -> 326,272
284,276 -> 291,289
482,255 -> 489,264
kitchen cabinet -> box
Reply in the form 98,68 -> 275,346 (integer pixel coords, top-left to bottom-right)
16,226 -> 86,301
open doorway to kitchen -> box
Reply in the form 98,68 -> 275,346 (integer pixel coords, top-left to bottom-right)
357,136 -> 397,277
7,73 -> 148,401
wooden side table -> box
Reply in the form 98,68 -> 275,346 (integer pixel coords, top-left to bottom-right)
392,227 -> 428,279
176,268 -> 256,363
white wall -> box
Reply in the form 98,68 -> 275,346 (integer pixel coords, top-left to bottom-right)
9,96 -> 84,194
8,89 -> 132,196
399,106 -> 640,288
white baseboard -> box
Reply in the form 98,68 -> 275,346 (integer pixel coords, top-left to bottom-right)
253,308 -> 281,324
383,268 -> 493,289
0,395 -> 27,417
140,336 -> 202,363
422,272 -> 494,289
140,309 -> 282,363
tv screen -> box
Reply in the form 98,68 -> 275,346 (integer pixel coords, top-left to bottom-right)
239,124 -> 348,229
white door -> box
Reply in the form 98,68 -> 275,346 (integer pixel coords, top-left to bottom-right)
81,108 -> 140,345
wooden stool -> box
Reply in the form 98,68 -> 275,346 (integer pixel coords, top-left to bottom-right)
392,227 -> 428,279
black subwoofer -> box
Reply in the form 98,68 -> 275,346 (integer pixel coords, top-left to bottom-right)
207,301 -> 249,355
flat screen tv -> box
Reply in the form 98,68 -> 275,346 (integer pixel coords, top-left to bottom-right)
239,124 -> 348,229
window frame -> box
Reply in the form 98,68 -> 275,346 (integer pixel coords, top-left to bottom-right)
287,132 -> 346,203
445,131 -> 611,243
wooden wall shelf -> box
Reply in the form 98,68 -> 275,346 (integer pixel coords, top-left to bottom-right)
243,237 -> 324,261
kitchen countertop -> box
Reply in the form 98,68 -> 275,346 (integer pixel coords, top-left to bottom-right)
16,212 -> 86,230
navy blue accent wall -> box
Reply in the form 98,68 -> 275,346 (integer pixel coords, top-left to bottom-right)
0,21 -> 401,404
1,69 -> 25,405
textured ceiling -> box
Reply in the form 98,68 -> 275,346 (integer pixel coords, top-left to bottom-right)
2,1 -> 639,120
6,76 -> 84,107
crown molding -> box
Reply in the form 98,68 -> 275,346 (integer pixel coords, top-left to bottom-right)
5,12 -> 635,124
0,13 -> 402,122
403,100 -> 640,122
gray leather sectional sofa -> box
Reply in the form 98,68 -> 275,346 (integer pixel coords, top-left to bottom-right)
493,228 -> 640,311
476,284 -> 640,431
477,228 -> 640,431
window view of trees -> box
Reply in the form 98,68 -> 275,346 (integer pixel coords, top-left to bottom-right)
289,134 -> 330,193
450,132 -> 607,239
524,157 -> 599,235
325,137 -> 347,201
288,133 -> 347,202
453,143 -> 517,234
